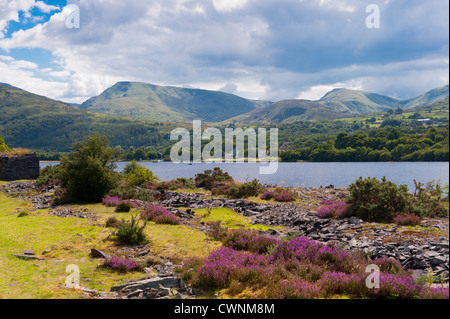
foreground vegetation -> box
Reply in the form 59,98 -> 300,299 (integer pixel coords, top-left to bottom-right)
1,133 -> 448,299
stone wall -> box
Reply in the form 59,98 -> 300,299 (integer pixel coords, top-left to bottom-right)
0,153 -> 40,181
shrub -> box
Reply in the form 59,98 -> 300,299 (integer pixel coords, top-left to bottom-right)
372,257 -> 405,275
101,257 -> 140,273
139,205 -> 181,225
275,193 -> 294,202
123,160 -> 158,187
102,196 -> 121,207
140,205 -> 171,220
222,229 -> 280,254
52,187 -> 76,205
346,176 -> 411,223
211,184 -> 232,196
114,214 -> 148,245
205,221 -> 228,241
317,201 -> 349,219
195,167 -> 233,190
420,287 -> 450,299
260,191 -> 275,200
318,271 -> 363,297
265,277 -> 322,299
115,201 -> 132,213
59,134 -> 120,202
0,134 -> 9,152
410,179 -> 448,218
393,212 -> 421,226
36,164 -> 62,189
191,247 -> 269,290
367,273 -> 423,299
226,179 -> 264,199
105,216 -> 121,228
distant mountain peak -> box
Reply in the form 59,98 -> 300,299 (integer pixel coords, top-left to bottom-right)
80,81 -> 271,122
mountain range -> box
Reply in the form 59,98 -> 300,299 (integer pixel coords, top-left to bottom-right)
225,85 -> 449,124
80,81 -> 271,122
79,81 -> 449,123
0,81 -> 448,151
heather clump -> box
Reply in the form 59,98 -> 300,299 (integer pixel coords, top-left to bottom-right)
183,233 -> 448,299
265,277 -> 321,299
318,271 -> 364,297
393,212 -> 421,226
366,273 -> 423,299
260,191 -> 275,200
222,229 -> 280,254
372,257 -> 405,275
101,257 -> 140,273
102,196 -> 121,207
317,200 -> 349,219
115,201 -> 132,213
139,205 -> 181,225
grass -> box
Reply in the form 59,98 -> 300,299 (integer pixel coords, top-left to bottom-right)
193,207 -> 285,232
0,192 -> 220,298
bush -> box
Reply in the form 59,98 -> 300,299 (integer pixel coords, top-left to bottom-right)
265,277 -> 322,299
123,160 -> 158,187
101,257 -> 140,273
367,273 -> 423,299
346,176 -> 411,223
372,257 -> 405,275
317,271 -> 363,297
115,201 -> 132,213
260,191 -> 275,200
195,167 -> 233,190
222,229 -> 279,254
225,179 -> 264,199
36,164 -> 62,189
0,134 -> 9,152
317,201 -> 349,219
59,134 -> 120,202
102,196 -> 121,207
275,193 -> 294,202
410,179 -> 448,218
114,214 -> 148,245
140,205 -> 181,225
105,216 -> 122,228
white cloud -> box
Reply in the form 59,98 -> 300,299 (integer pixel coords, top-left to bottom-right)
212,0 -> 248,12
0,0 -> 447,104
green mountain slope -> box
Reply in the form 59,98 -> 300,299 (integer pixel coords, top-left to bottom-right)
226,85 -> 449,124
401,85 -> 449,109
0,83 -> 173,151
80,81 -> 270,122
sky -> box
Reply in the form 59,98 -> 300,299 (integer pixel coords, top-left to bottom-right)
0,0 -> 448,104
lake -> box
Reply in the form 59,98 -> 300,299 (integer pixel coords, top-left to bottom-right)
40,161 -> 449,191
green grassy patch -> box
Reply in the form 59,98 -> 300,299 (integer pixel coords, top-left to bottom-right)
193,207 -> 284,232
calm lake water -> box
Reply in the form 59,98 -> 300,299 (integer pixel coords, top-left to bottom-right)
41,161 -> 449,191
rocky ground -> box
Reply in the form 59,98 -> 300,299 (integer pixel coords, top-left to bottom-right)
155,189 -> 449,285
1,181 -> 448,298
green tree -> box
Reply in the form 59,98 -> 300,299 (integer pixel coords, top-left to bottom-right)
59,134 -> 120,202
0,134 -> 9,152
123,160 -> 159,186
